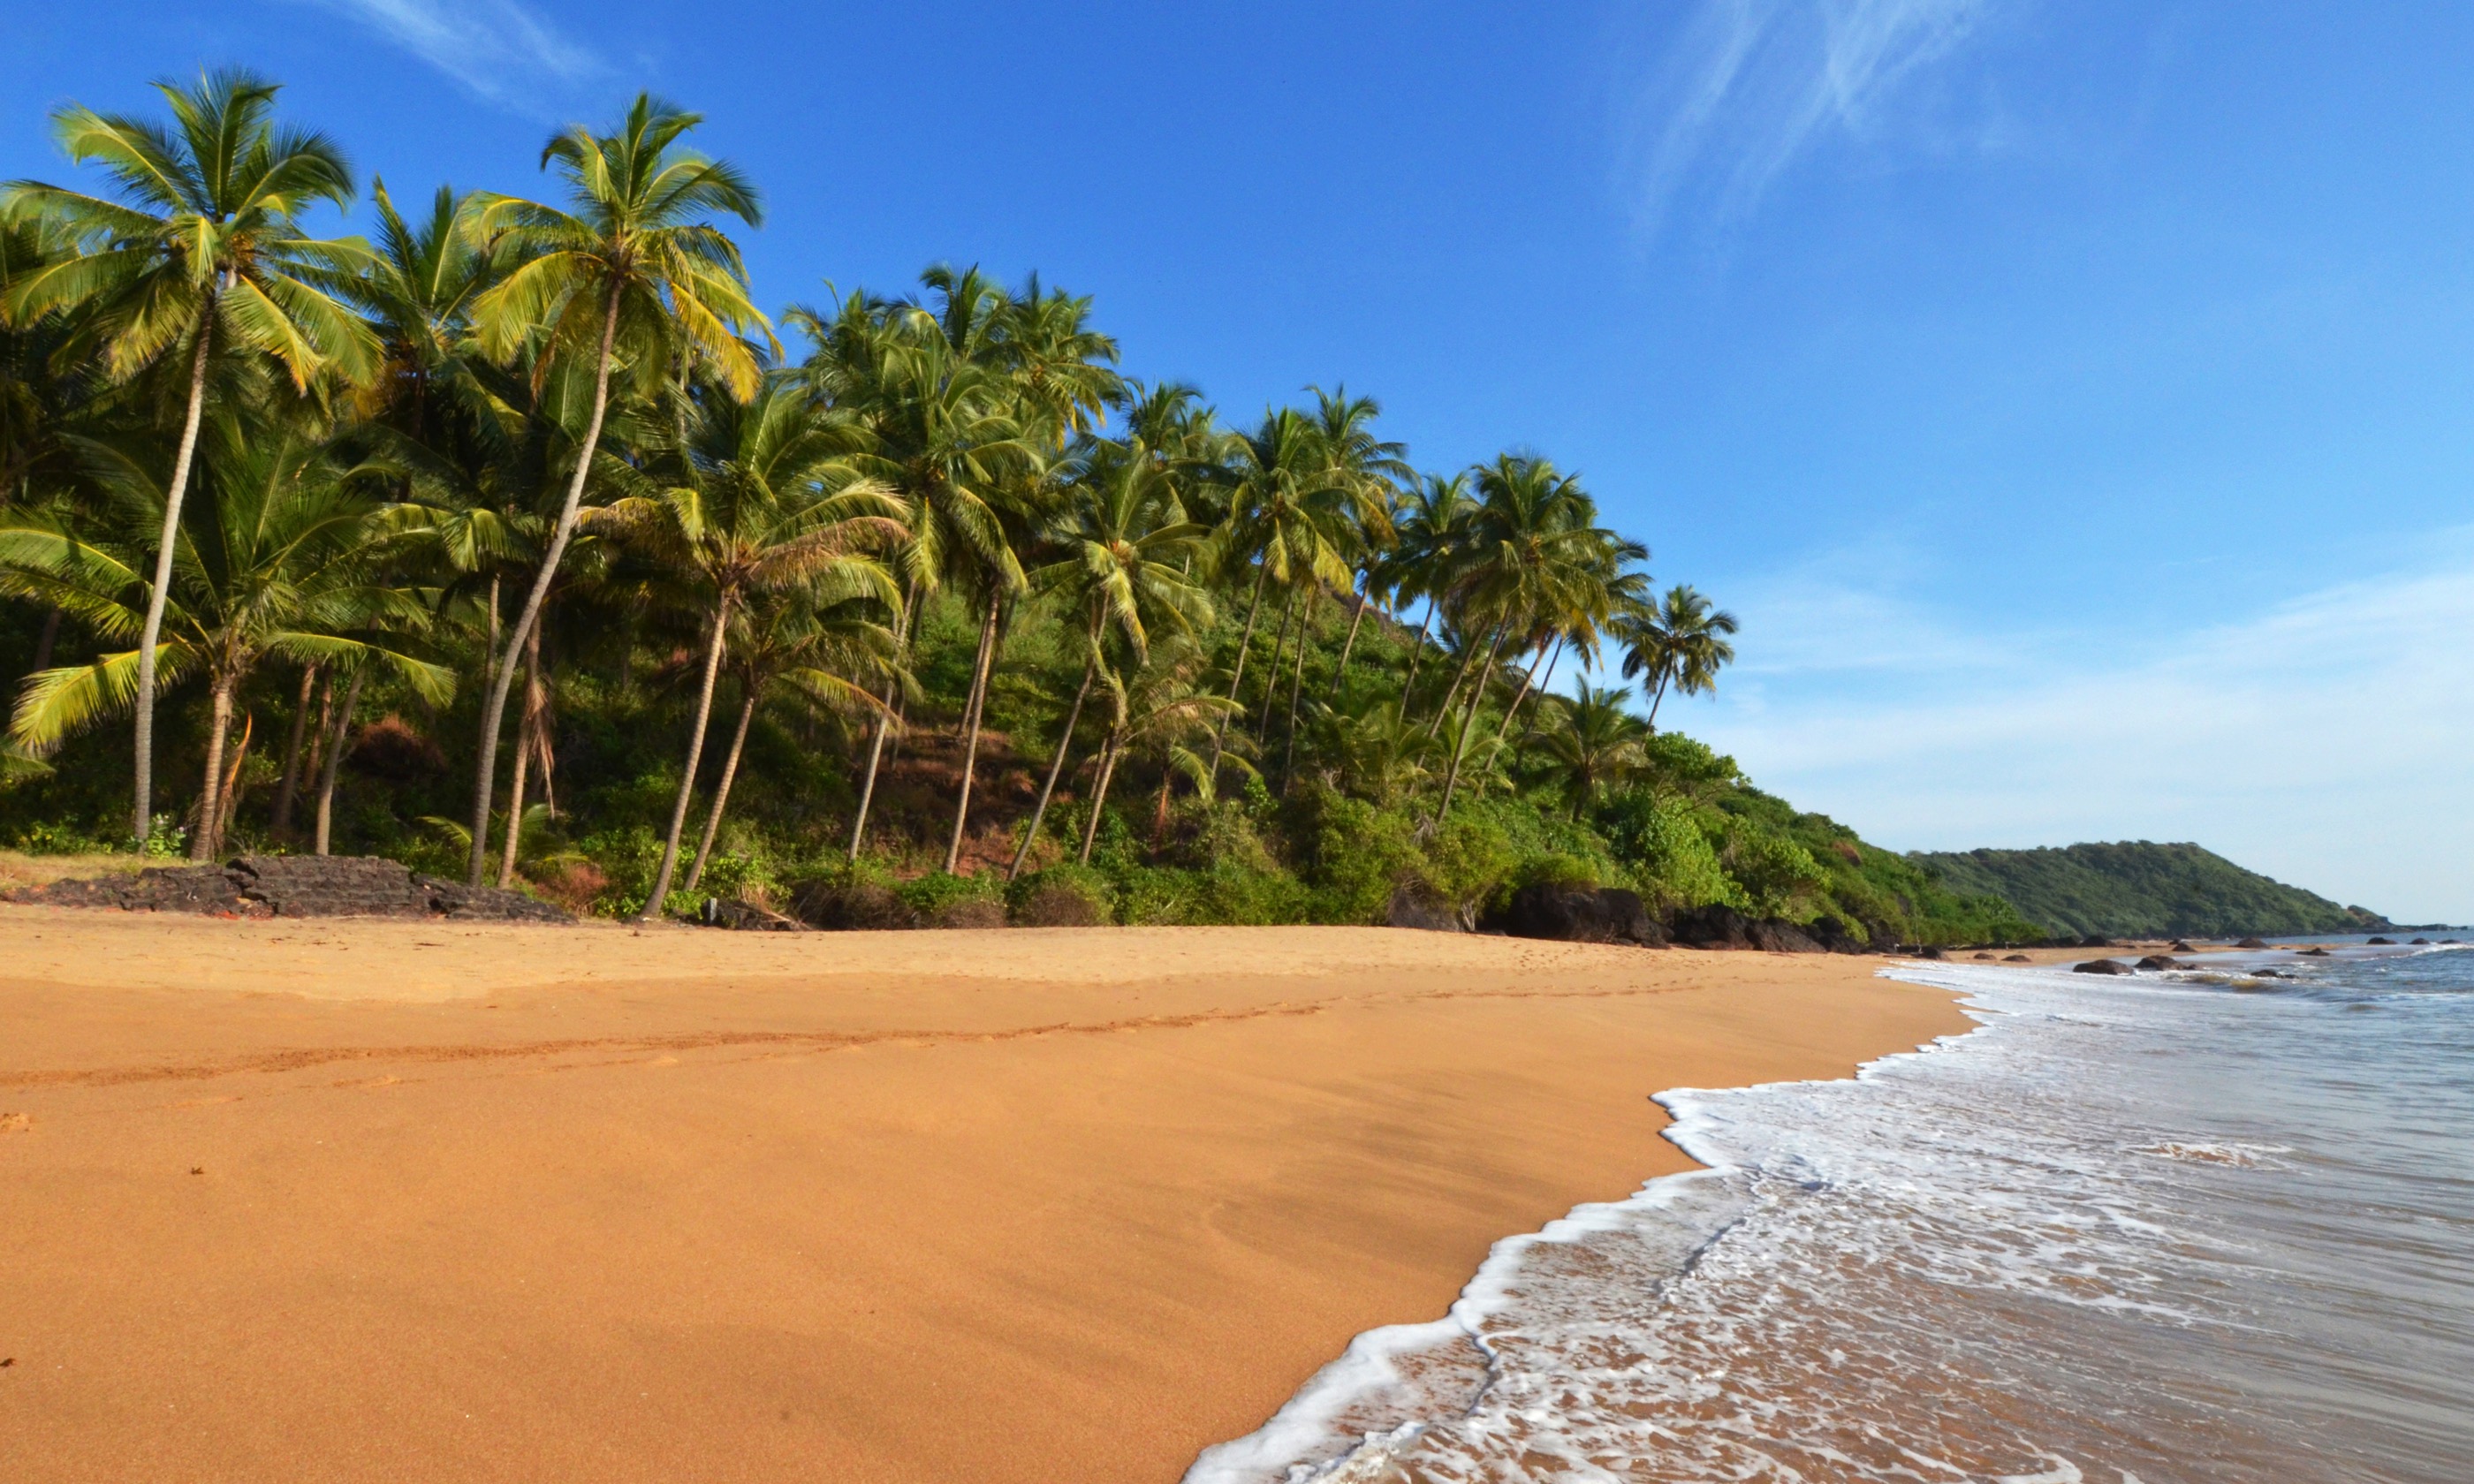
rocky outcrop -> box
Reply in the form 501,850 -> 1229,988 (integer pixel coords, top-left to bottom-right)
1665,904 -> 1865,954
2134,954 -> 2184,970
1494,885 -> 1666,947
2365,936 -> 2395,945
1385,884 -> 1468,934
2003,953 -> 2032,962
2073,958 -> 2133,975
9,855 -> 571,922
2235,937 -> 2268,949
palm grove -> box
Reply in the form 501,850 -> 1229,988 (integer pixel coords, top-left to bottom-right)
0,72 -> 2038,944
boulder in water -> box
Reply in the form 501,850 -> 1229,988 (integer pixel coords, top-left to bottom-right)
2074,958 -> 2133,975
2365,936 -> 2395,945
2136,954 -> 2184,971
2003,953 -> 2032,962
2236,937 -> 2268,949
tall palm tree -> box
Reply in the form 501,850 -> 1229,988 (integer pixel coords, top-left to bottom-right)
1007,438 -> 1210,878
0,418 -> 447,857
1306,386 -> 1408,708
592,373 -> 900,919
1384,470 -> 1473,718
681,587 -> 899,895
459,92 -> 768,884
2,69 -> 380,840
1617,583 -> 1740,730
1207,406 -> 1352,783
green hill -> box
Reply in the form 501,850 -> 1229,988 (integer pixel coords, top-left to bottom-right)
1907,842 -> 2389,939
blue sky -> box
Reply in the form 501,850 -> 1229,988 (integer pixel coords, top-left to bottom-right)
6,1 -> 2471,918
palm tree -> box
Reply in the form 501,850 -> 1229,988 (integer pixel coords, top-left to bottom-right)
459,91 -> 769,884
1082,646 -> 1238,865
1207,406 -> 1353,783
1534,679 -> 1650,818
592,373 -> 901,919
681,587 -> 899,895
1007,438 -> 1210,878
0,417 -> 448,858
1617,584 -> 1740,731
1307,387 -> 1408,709
2,69 -> 380,841
1384,471 -> 1473,718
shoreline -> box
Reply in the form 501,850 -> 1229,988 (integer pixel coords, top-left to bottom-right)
0,910 -> 1965,1482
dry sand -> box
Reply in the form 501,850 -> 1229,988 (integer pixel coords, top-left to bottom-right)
0,908 -> 1965,1483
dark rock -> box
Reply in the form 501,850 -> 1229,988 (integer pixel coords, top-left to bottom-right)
2365,936 -> 2395,945
234,855 -> 427,918
2169,940 -> 2194,952
2074,958 -> 2133,975
1973,951 -> 1995,960
1916,945 -> 1947,960
1800,918 -> 1873,954
1385,885 -> 1468,934
1499,885 -> 1666,947
694,897 -> 802,931
1667,904 -> 1752,949
2235,937 -> 2268,949
2002,953 -> 2032,962
2299,947 -> 2331,957
2255,968 -> 2288,979
416,876 -> 573,923
2079,935 -> 2113,949
1749,920 -> 1821,953
927,897 -> 1007,930
2135,954 -> 2183,971
788,881 -> 914,930
2410,937 -> 2431,945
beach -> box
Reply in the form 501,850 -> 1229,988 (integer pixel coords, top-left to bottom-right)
0,909 -> 1962,1483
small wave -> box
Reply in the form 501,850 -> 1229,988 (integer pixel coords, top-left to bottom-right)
2131,1140 -> 2292,1168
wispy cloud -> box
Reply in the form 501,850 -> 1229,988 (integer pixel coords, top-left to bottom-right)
1681,534 -> 2474,921
294,0 -> 600,104
1615,0 -> 2007,234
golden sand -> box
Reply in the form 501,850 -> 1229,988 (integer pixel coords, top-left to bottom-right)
0,909 -> 1964,1482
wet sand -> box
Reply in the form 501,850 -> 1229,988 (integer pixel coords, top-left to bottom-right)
0,909 -> 1964,1482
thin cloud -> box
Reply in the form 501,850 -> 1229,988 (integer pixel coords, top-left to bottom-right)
1616,0 -> 2005,234
295,0 -> 600,103
1689,534 -> 2474,920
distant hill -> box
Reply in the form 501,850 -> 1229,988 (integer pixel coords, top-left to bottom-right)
1905,842 -> 2391,939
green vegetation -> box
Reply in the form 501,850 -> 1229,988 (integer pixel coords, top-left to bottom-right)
0,71 -> 2044,947
1909,842 -> 2391,939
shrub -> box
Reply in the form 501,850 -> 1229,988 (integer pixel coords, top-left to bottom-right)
1420,813 -> 1519,917
1596,789 -> 1740,911
897,870 -> 1005,924
1008,864 -> 1116,927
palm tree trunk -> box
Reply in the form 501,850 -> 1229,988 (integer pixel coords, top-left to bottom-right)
1426,627 -> 1488,739
1151,763 -> 1175,848
190,674 -> 234,861
639,593 -> 733,920
684,678 -> 759,894
210,713 -> 252,860
1334,586 -> 1370,702
313,670 -> 365,857
269,664 -> 319,838
846,582 -> 917,861
496,625 -> 545,889
1644,670 -> 1673,732
942,592 -> 1003,874
1395,608 -> 1435,721
1077,735 -> 1123,865
1280,588 -> 1316,790
467,281 -> 622,884
1502,639 -> 1554,735
1256,585 -> 1299,735
1008,650 -> 1096,880
1207,562 -> 1271,783
133,316 -> 215,844
1431,631 -> 1504,825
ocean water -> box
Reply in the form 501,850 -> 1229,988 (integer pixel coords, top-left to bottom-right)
1187,941 -> 2474,1484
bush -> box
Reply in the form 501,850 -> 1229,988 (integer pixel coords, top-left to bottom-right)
1720,822 -> 1828,920
896,870 -> 1004,919
1008,864 -> 1116,927
1301,791 -> 1422,925
1420,813 -> 1519,917
1596,789 -> 1740,911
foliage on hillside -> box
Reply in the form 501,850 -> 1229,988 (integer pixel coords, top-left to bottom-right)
1909,842 -> 2390,938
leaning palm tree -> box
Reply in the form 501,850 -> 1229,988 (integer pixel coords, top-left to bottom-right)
1617,583 -> 1740,731
1,69 -> 380,841
1207,406 -> 1354,782
591,373 -> 902,920
1007,438 -> 1210,878
458,92 -> 769,884
0,417 -> 448,858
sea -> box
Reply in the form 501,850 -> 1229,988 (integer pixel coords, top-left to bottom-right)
1185,938 -> 2474,1484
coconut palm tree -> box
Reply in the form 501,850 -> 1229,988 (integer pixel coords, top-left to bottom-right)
1616,583 -> 1740,731
1,69 -> 381,841
1007,438 -> 1210,878
1383,470 -> 1474,718
681,587 -> 900,895
1306,387 -> 1408,710
1534,679 -> 1650,818
591,373 -> 901,919
458,91 -> 769,884
1207,406 -> 1353,782
0,417 -> 448,858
